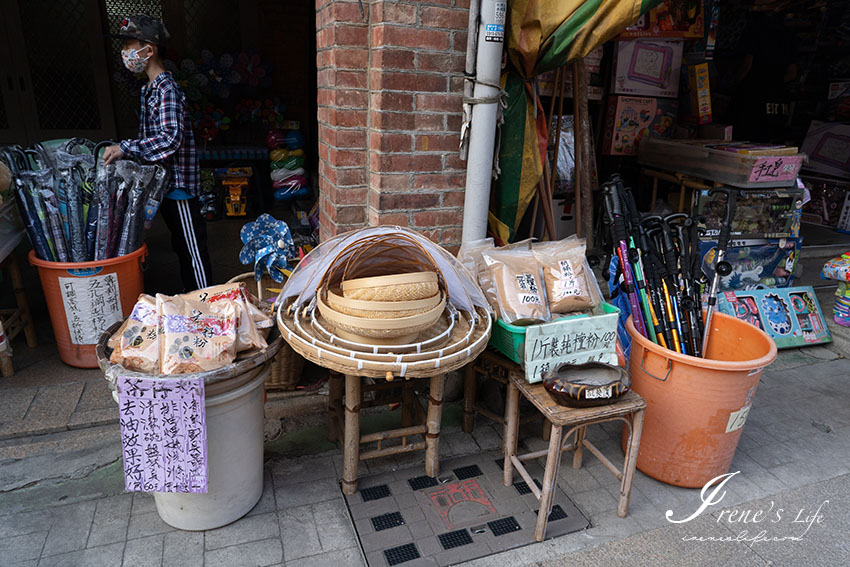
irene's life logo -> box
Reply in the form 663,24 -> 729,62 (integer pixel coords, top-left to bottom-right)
666,471 -> 828,544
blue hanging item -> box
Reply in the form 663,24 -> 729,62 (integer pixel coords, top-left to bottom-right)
284,130 -> 304,150
239,213 -> 295,283
608,255 -> 632,359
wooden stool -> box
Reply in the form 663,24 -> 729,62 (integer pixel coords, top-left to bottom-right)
0,250 -> 38,377
462,349 -> 551,441
328,372 -> 446,495
502,363 -> 646,542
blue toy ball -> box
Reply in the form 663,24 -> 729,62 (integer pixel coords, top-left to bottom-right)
274,185 -> 311,202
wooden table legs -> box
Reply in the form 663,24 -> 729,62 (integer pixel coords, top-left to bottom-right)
462,364 -> 476,433
424,373 -> 445,478
335,373 -> 446,496
535,424 -> 564,542
342,374 -> 361,495
618,408 -> 645,518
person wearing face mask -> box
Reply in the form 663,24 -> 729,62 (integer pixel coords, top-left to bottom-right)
103,14 -> 212,292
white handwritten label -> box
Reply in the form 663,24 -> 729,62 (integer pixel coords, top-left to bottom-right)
726,405 -> 752,433
553,259 -> 581,299
523,309 -> 619,383
59,273 -> 122,345
585,385 -> 613,400
516,273 -> 542,305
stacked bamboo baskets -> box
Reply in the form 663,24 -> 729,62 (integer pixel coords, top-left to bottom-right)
277,228 -> 493,380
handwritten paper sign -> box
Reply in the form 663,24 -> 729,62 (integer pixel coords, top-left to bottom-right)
59,273 -> 122,344
523,305 -> 619,383
748,156 -> 803,183
117,375 -> 208,493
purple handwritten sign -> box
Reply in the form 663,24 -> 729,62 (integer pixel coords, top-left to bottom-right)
748,156 -> 803,183
117,375 -> 208,493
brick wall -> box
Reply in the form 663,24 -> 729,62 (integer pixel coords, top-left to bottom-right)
316,0 -> 469,252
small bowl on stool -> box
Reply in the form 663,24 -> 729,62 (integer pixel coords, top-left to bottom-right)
543,361 -> 630,408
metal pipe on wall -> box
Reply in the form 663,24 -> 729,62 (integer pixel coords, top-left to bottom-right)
460,0 -> 506,243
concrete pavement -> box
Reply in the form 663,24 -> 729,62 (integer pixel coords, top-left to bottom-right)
1,344 -> 849,566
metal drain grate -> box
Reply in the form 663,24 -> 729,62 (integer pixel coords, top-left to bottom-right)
534,504 -> 569,522
407,475 -> 439,491
453,464 -> 483,480
494,458 -> 504,470
360,484 -> 391,502
371,511 -> 405,532
513,478 -> 542,495
384,543 -> 420,565
438,529 -> 474,550
488,516 -> 522,537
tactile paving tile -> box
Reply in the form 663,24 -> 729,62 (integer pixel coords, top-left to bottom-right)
487,516 -> 522,537
384,543 -> 420,566
344,451 -> 589,566
407,475 -> 439,491
438,529 -> 473,550
371,511 -> 405,532
360,484 -> 391,502
453,464 -> 483,480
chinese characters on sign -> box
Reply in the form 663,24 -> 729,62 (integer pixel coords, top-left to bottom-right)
58,273 -> 122,345
523,317 -> 618,383
748,156 -> 803,183
117,375 -> 208,493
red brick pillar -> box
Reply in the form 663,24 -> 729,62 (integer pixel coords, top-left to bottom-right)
318,0 -> 470,251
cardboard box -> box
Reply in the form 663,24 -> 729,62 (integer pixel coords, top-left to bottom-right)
801,174 -> 850,228
698,123 -> 733,140
800,121 -> 850,180
538,48 -> 604,100
612,39 -> 684,99
680,62 -> 712,124
716,286 -> 831,349
620,0 -> 705,39
694,188 -> 804,239
699,237 -> 801,291
601,96 -> 677,156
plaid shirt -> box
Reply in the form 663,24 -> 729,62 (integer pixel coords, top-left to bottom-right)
120,72 -> 199,198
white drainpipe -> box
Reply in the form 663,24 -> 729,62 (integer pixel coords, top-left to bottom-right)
460,0 -> 506,243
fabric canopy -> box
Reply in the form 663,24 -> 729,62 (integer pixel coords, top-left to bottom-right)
489,0 -> 662,242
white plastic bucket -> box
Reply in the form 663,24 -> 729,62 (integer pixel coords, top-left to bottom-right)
113,363 -> 269,530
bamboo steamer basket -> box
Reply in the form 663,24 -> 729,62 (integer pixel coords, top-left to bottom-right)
341,272 -> 439,302
317,292 -> 445,345
325,288 -> 441,319
227,272 -> 303,391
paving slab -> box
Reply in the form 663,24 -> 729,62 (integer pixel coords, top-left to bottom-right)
204,537 -> 283,567
122,534 -> 164,567
36,541 -> 125,567
279,505 -> 323,561
0,383 -> 84,439
40,501 -> 96,557
204,512 -> 279,550
161,531 -> 203,567
87,494 -> 132,548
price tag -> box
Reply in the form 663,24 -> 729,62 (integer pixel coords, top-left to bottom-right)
585,385 -> 613,400
726,405 -> 751,433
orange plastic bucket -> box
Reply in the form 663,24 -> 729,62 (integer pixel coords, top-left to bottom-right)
29,245 -> 147,368
624,312 -> 777,487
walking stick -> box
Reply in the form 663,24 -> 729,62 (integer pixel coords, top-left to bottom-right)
602,180 -> 648,338
701,188 -> 743,356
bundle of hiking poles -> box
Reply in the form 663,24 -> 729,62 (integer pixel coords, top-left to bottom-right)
601,174 -> 740,358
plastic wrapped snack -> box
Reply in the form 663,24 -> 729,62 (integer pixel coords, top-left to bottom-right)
158,294 -> 238,374
533,237 -> 596,314
109,294 -> 160,373
184,283 -> 270,352
481,248 -> 551,325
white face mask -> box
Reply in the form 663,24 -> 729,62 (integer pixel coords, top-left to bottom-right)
121,45 -> 151,73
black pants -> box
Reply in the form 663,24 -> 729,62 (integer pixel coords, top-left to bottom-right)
160,197 -> 212,291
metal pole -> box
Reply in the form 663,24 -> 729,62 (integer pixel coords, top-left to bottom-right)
461,0 -> 506,243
